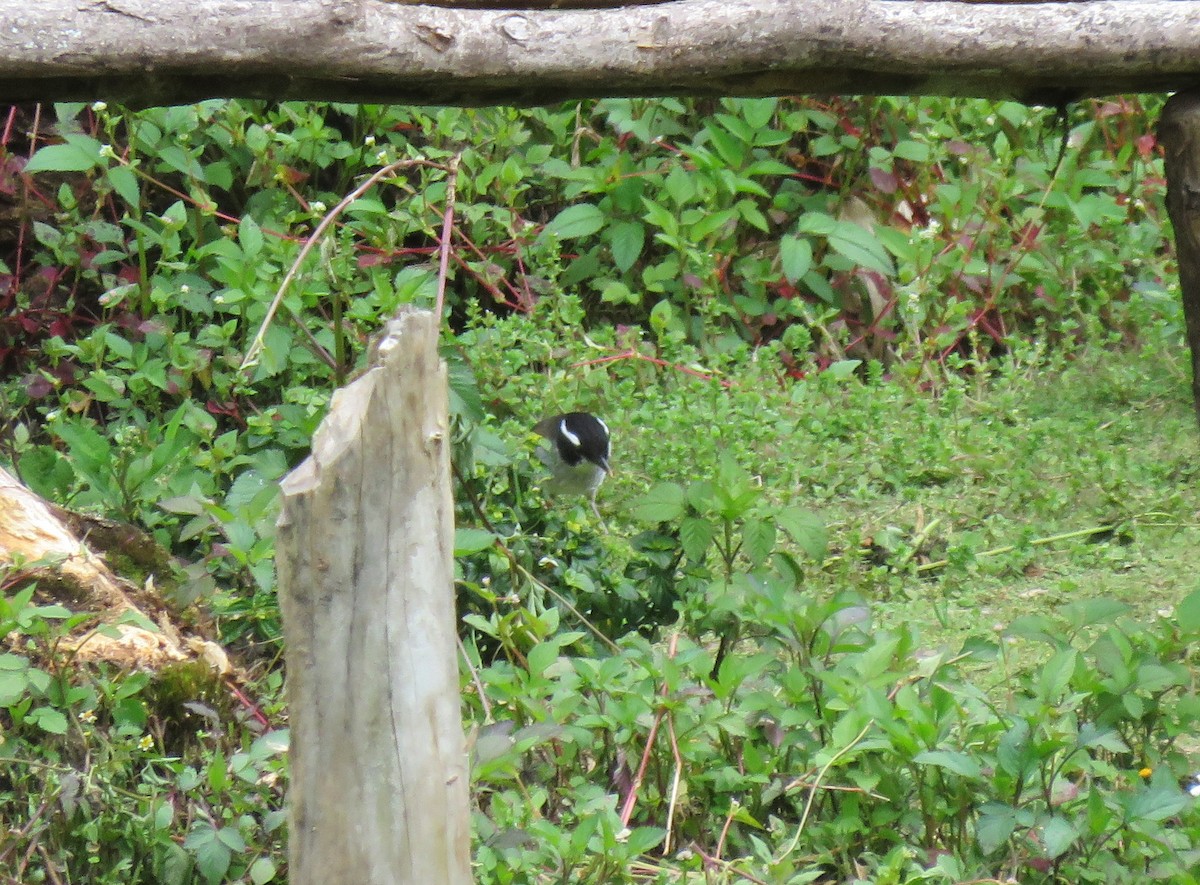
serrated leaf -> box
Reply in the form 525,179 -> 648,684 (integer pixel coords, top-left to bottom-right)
1060,597 -> 1129,629
776,507 -> 827,560
542,203 -> 604,241
30,706 -> 68,735
631,483 -> 686,523
215,825 -> 246,852
1125,778 -> 1189,822
975,803 -> 1017,854
159,841 -> 191,885
1075,723 -> 1128,753
185,821 -> 232,885
1041,815 -> 1077,859
913,749 -> 982,779
780,235 -> 812,283
106,165 -> 141,207
24,136 -> 105,173
608,220 -> 644,272
680,516 -> 715,563
741,518 -> 776,567
238,215 -> 263,258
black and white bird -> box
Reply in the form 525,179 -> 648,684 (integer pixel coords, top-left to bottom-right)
533,411 -> 611,519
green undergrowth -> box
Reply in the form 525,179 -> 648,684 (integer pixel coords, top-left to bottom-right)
1,92 -> 1197,882
454,318 -> 1200,883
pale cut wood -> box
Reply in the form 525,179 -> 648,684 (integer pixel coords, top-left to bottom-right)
0,465 -> 195,668
276,308 -> 471,885
2,0 -> 1200,106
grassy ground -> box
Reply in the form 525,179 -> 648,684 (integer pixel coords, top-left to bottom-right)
507,329 -> 1200,653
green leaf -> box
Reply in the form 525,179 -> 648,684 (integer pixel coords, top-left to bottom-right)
185,821 -> 232,885
30,706 -> 68,735
631,483 -> 686,523
159,842 -> 191,885
0,671 -> 30,707
624,826 -> 666,855
105,165 -> 141,207
1040,815 -> 1077,859
680,516 -> 715,563
975,802 -> 1017,854
249,857 -> 277,885
828,221 -> 895,276
215,826 -> 246,853
1060,597 -> 1129,629
25,135 -> 105,173
608,221 -> 645,272
705,123 -> 746,168
527,641 -> 559,677
238,215 -> 263,258
542,203 -> 604,241
913,749 -> 982,779
893,139 -> 931,162
825,359 -> 862,381
1125,777 -> 1189,822
776,507 -> 827,560
741,518 -> 776,567
1177,588 -> 1200,633
599,280 -> 637,305
455,528 -> 498,556
780,235 -> 813,283
739,98 -> 779,130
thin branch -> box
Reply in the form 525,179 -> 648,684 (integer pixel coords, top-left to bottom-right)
434,153 -> 461,329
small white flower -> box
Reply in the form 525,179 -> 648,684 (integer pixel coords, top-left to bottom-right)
364,135 -> 376,147
99,144 -> 117,160
91,101 -> 108,113
310,200 -> 327,213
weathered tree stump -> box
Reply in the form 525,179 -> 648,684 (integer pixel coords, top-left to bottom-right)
1160,92 -> 1200,428
276,308 -> 472,885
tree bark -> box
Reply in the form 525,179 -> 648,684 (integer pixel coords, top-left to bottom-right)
276,308 -> 471,885
1160,93 -> 1200,428
2,0 -> 1199,106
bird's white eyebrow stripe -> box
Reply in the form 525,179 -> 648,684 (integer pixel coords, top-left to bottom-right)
560,418 -> 581,447
596,417 -> 609,439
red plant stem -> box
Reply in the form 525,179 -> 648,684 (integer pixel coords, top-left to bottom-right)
618,632 -> 679,828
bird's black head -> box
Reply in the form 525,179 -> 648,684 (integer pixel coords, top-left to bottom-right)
536,411 -> 610,473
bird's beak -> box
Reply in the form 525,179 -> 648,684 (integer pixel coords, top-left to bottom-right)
600,458 -> 612,475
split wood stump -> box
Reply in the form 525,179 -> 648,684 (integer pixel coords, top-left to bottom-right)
276,308 -> 472,885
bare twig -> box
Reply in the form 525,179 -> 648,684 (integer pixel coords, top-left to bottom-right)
433,153 -> 461,329
619,632 -> 679,827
